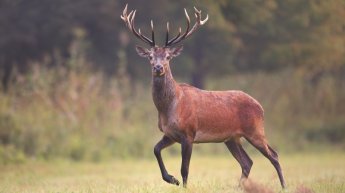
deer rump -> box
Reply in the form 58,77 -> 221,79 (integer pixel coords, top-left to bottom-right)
158,84 -> 265,144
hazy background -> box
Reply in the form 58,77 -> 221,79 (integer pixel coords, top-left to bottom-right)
0,0 -> 344,163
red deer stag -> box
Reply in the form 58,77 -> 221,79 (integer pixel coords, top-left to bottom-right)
120,4 -> 286,189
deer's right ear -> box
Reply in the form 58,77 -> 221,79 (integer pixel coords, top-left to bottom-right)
135,46 -> 150,58
169,45 -> 183,58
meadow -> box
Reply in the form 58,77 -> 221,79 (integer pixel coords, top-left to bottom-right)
1,152 -> 344,193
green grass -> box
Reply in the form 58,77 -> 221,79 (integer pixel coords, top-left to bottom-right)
0,152 -> 344,193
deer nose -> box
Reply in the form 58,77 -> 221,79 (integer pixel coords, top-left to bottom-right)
153,65 -> 163,72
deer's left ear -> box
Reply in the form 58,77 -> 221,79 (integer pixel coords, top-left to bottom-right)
169,45 -> 183,58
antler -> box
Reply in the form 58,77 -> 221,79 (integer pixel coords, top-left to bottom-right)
120,4 -> 155,47
165,7 -> 208,47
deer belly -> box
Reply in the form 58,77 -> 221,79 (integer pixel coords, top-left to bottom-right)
193,116 -> 240,143
194,129 -> 234,143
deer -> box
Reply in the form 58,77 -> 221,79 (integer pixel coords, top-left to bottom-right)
120,4 -> 286,189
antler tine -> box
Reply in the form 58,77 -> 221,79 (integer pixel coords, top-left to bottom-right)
165,7 -> 208,47
166,27 -> 182,46
120,4 -> 155,46
194,7 -> 208,25
181,8 -> 191,39
151,20 -> 155,46
202,14 -> 209,25
165,22 -> 169,46
120,4 -> 128,20
125,11 -> 134,29
129,11 -> 142,39
132,10 -> 155,46
121,4 -> 134,30
185,8 -> 191,25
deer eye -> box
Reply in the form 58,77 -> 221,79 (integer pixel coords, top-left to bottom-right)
166,56 -> 172,60
148,56 -> 153,60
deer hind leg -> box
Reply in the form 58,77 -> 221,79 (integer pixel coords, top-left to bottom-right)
154,135 -> 180,186
225,139 -> 253,180
245,134 -> 286,189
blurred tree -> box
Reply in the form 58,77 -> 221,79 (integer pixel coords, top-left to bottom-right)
221,0 -> 345,82
182,0 -> 236,88
0,0 -> 120,90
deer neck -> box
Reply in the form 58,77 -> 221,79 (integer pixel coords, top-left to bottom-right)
152,67 -> 178,113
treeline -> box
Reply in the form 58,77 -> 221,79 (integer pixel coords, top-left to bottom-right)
1,0 -> 344,89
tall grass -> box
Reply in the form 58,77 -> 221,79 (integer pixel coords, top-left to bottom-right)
0,57 -> 159,163
0,59 -> 344,163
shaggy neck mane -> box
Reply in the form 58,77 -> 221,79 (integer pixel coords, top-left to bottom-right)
152,66 -> 177,113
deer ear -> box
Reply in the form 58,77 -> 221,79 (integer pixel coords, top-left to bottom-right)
135,45 -> 150,58
169,45 -> 183,58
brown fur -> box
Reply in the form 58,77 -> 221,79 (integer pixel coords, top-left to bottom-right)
152,57 -> 265,145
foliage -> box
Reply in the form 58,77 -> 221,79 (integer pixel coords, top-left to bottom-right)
221,0 -> 345,77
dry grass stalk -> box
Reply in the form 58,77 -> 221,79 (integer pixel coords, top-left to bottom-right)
294,185 -> 315,193
241,178 -> 274,193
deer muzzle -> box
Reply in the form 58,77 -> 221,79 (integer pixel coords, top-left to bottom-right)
153,65 -> 165,76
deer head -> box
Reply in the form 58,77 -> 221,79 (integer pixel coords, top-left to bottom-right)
120,4 -> 208,77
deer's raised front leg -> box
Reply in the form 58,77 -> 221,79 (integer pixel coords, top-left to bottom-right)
154,135 -> 179,185
181,137 -> 193,188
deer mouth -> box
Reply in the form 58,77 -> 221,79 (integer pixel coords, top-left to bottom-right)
153,69 -> 165,76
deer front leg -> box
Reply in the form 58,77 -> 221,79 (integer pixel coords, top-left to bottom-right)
181,137 -> 193,188
154,135 -> 180,186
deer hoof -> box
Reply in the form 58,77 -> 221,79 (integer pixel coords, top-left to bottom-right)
164,175 -> 180,186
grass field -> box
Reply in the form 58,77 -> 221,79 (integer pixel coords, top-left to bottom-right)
0,152 -> 344,193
